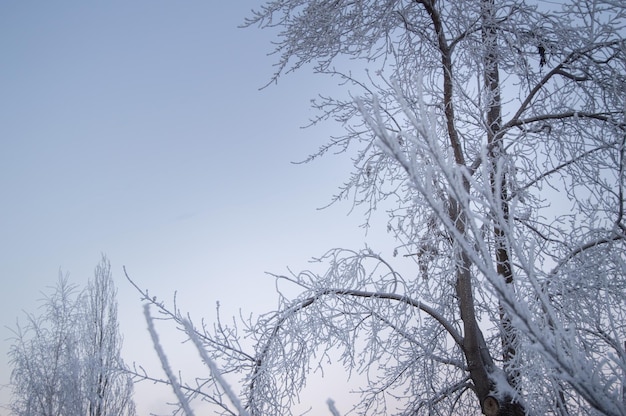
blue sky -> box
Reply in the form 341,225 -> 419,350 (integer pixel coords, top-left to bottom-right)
0,2 -> 392,414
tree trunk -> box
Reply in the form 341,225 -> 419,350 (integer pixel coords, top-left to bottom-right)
481,0 -> 519,389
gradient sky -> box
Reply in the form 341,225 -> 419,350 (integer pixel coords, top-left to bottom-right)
0,2 -> 395,414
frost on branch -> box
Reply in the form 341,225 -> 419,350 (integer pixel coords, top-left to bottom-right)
134,0 -> 626,414
8,256 -> 136,416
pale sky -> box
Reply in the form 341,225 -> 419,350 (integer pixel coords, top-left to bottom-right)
0,2 -> 392,414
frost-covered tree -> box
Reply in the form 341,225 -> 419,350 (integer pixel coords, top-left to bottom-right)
8,256 -> 135,416
131,0 -> 626,415
8,276 -> 83,416
78,257 -> 136,416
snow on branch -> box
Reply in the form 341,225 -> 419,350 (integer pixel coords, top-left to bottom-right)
144,304 -> 196,416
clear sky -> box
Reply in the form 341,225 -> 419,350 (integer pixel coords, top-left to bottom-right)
0,2 -> 392,414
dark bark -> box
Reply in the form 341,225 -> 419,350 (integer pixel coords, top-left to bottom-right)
417,0 -> 508,412
481,0 -> 520,392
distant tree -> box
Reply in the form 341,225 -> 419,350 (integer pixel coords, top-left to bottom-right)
77,258 -> 136,416
131,0 -> 626,415
8,276 -> 82,416
8,256 -> 135,416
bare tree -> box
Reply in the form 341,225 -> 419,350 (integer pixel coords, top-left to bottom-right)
8,276 -> 82,416
8,256 -> 136,416
78,257 -> 136,416
131,0 -> 626,415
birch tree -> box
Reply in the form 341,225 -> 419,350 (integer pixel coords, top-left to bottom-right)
8,256 -> 136,416
132,0 -> 626,415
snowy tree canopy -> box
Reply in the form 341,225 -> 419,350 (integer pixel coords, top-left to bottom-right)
8,256 -> 136,416
132,0 -> 626,415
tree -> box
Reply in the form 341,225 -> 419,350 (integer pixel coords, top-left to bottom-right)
131,0 -> 626,415
8,256 -> 136,416
8,275 -> 82,416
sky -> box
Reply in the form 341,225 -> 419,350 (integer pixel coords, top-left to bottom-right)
0,2 -> 394,414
